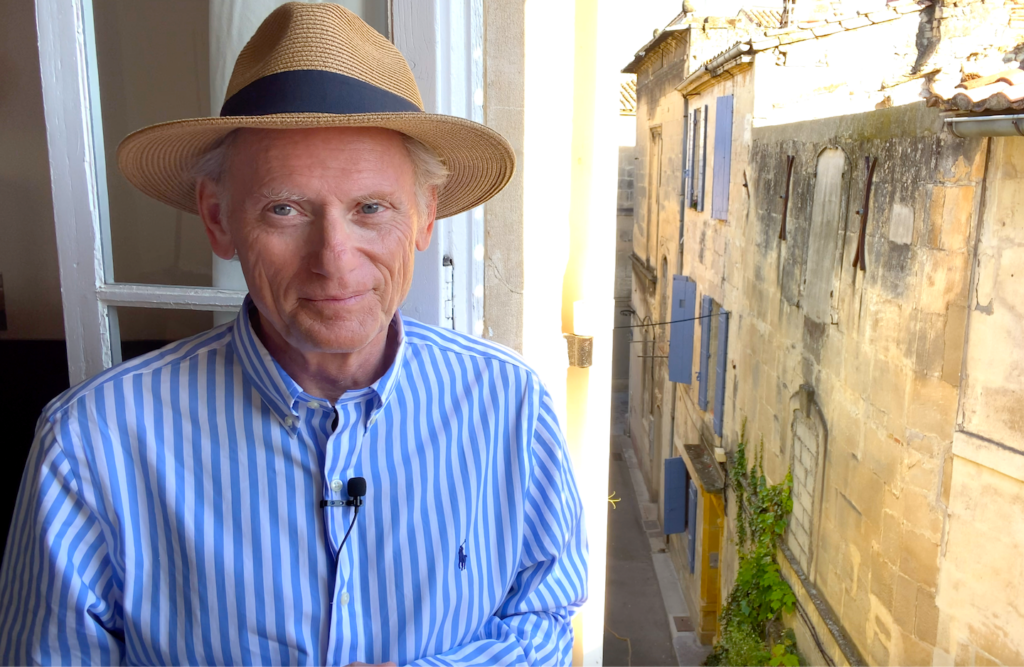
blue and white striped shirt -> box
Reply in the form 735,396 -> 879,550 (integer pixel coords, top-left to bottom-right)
0,298 -> 587,666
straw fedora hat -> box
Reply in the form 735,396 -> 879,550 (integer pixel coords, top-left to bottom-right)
117,2 -> 515,220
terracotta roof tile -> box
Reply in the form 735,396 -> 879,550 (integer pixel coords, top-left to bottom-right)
620,78 -> 637,115
957,69 -> 1024,90
812,23 -> 843,37
742,1 -> 928,54
929,68 -> 1024,112
741,8 -> 784,28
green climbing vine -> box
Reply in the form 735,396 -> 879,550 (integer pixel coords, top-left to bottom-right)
706,420 -> 800,667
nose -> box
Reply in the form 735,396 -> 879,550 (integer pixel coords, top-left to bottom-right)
309,207 -> 358,277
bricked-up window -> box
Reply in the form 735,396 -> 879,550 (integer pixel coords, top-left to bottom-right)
787,389 -> 827,575
803,147 -> 848,324
646,127 -> 664,264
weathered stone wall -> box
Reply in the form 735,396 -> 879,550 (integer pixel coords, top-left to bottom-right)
741,101 -> 984,666
934,137 -> 1024,666
482,0 -> 525,351
629,34 -> 688,506
614,144 -> 636,387
630,6 -> 1024,663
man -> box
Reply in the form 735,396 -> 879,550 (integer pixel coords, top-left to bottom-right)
0,3 -> 587,665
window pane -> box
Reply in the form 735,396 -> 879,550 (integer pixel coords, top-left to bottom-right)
94,0 -> 213,287
116,306 -> 215,361
93,0 -> 388,288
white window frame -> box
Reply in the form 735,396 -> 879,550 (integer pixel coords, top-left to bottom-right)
393,0 -> 485,336
35,0 -> 482,386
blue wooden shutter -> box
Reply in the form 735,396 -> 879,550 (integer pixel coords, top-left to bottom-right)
711,95 -> 734,220
682,464 -> 691,532
713,309 -> 730,437
697,295 -> 713,410
681,110 -> 690,220
697,104 -> 708,212
664,457 -> 688,534
687,111 -> 696,208
687,479 -> 699,573
669,276 -> 697,384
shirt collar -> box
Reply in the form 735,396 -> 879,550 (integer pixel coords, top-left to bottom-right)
229,295 -> 407,427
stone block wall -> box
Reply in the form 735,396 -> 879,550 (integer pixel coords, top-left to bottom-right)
737,102 -> 985,665
629,33 -> 689,505
630,2 -> 1024,662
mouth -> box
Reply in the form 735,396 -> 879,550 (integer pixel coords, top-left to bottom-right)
303,292 -> 370,306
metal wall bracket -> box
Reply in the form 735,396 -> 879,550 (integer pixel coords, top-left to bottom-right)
852,156 -> 878,272
779,155 -> 795,241
564,334 -> 594,368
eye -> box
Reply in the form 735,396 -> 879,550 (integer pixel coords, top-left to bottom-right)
271,204 -> 296,216
360,203 -> 381,215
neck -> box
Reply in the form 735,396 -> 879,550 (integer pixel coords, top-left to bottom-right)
252,310 -> 399,404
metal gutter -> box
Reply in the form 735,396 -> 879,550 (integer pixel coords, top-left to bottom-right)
676,41 -> 752,95
946,114 -> 1024,137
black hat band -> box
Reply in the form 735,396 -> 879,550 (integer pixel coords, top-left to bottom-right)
220,69 -> 422,117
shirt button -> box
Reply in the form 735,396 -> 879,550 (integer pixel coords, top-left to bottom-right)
283,416 -> 296,428
330,479 -> 344,493
340,591 -> 350,605
306,400 -> 320,409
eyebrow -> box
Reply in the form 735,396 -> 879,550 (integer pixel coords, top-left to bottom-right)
357,192 -> 399,206
257,187 -> 309,201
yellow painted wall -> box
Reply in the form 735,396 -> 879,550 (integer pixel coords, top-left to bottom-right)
522,0 -> 619,663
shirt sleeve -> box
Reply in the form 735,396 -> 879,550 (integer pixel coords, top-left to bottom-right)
407,382 -> 588,667
0,411 -> 125,665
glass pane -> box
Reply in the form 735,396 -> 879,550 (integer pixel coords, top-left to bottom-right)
92,0 -> 388,288
94,0 -> 213,287
116,306 -> 215,361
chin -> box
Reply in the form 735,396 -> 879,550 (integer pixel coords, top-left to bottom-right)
290,313 -> 385,354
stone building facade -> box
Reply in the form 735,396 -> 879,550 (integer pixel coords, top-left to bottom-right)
626,0 -> 1024,663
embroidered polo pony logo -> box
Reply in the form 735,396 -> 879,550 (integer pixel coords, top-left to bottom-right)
458,542 -> 468,571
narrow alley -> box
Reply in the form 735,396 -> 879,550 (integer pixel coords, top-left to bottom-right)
604,392 -> 712,667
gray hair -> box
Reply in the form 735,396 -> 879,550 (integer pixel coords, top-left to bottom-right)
191,129 -> 449,217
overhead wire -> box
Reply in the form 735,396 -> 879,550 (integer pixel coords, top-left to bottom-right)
613,312 -> 716,329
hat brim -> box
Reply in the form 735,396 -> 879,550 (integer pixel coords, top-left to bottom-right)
117,112 -> 515,220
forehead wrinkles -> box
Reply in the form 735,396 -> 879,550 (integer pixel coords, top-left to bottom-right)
233,132 -> 416,199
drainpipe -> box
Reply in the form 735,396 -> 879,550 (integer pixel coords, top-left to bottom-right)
946,114 -> 1024,138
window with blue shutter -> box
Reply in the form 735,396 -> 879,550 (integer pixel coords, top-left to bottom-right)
681,110 -> 690,223
698,104 -> 708,212
669,276 -> 697,384
687,479 -> 699,573
713,309 -> 730,437
711,95 -> 734,221
664,457 -> 688,534
688,109 -> 700,209
697,294 -> 713,410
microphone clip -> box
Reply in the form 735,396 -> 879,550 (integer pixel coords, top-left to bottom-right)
319,498 -> 363,508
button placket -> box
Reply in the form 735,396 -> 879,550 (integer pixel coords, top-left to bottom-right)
323,400 -> 366,557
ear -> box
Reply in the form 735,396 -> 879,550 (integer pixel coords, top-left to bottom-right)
196,178 -> 236,260
414,187 -> 438,252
